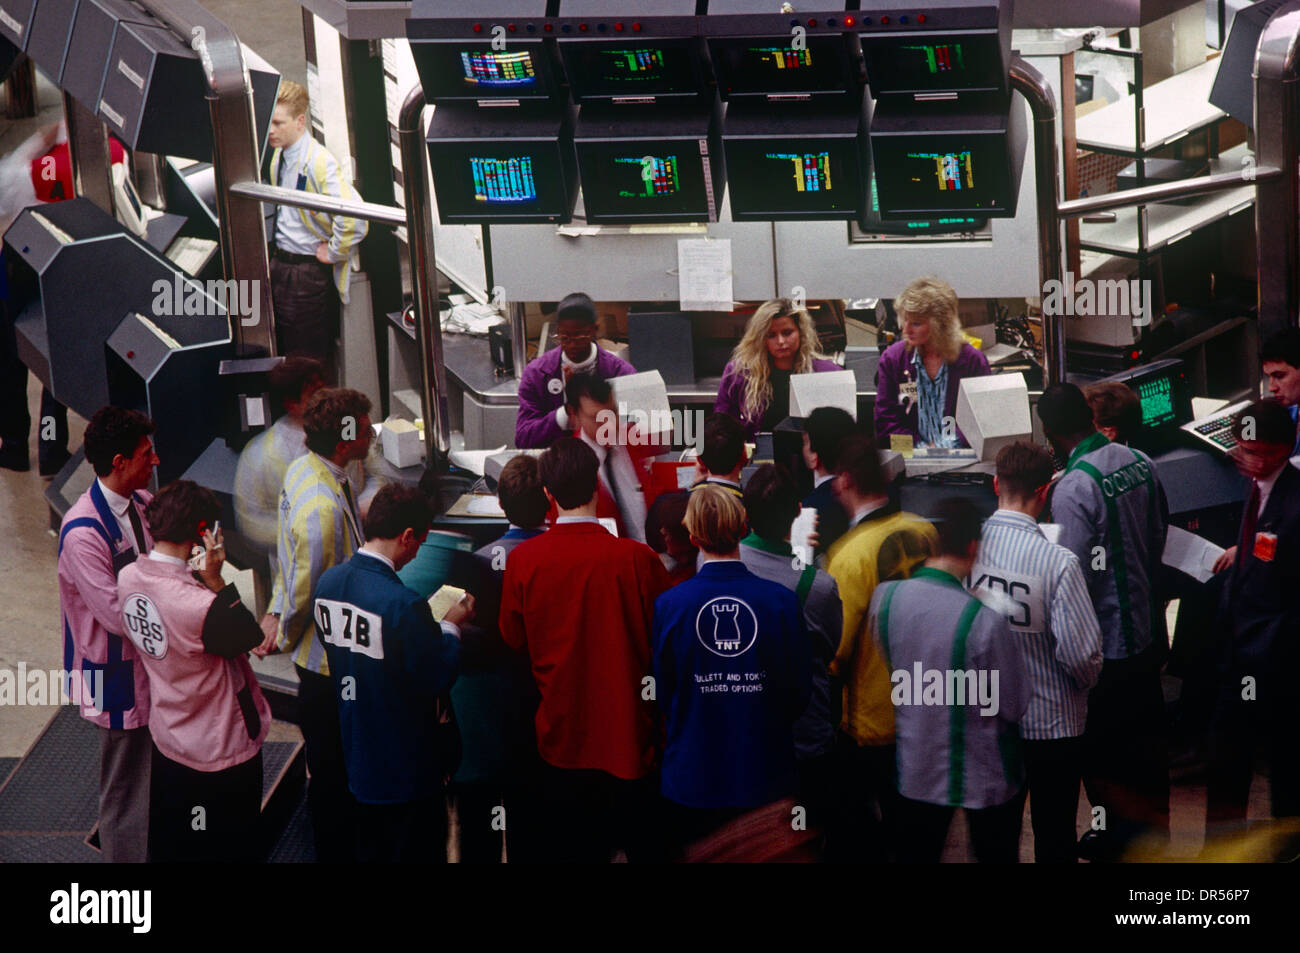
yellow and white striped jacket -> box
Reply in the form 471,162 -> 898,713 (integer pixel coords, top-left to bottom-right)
269,136 -> 369,303
271,451 -> 363,674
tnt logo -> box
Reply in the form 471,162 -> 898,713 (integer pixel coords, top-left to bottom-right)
695,597 -> 758,658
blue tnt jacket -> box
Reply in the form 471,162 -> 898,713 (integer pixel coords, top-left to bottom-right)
315,551 -> 461,803
652,560 -> 812,810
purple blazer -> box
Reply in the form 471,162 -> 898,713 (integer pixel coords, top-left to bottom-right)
514,346 -> 637,448
714,358 -> 843,438
873,340 -> 991,448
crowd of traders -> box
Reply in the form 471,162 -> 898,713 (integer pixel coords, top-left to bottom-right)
44,270 -> 1300,861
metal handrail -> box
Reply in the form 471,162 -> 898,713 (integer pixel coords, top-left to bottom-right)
229,181 -> 409,226
1058,167 -> 1282,219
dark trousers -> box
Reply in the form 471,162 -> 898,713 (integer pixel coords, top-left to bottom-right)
513,760 -> 664,863
1023,737 -> 1084,863
98,725 -> 152,863
1206,683 -> 1300,830
826,735 -> 897,862
149,746 -> 262,863
356,795 -> 448,863
895,790 -> 1026,863
296,665 -> 357,862
269,257 -> 339,381
455,782 -> 508,864
0,298 -> 67,464
796,750 -> 834,858
1082,649 -> 1170,857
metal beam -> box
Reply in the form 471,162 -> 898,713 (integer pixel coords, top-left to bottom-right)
1010,56 -> 1066,386
1254,1 -> 1300,340
398,86 -> 451,461
1058,167 -> 1281,219
229,181 -> 407,226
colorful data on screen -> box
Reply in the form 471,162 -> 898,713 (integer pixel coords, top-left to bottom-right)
765,151 -> 833,193
471,157 -> 539,203
907,150 -> 975,191
750,46 -> 814,71
613,155 -> 681,198
461,50 -> 537,87
902,43 -> 966,75
601,48 -> 667,81
1138,375 -> 1177,428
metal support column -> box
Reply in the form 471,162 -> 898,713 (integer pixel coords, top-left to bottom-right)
398,86 -> 450,460
1254,1 -> 1300,339
1010,56 -> 1066,385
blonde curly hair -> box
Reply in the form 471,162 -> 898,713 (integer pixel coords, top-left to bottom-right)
895,276 -> 964,363
729,298 -> 826,424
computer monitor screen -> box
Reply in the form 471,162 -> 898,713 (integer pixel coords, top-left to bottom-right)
577,141 -> 714,222
709,35 -> 855,99
412,41 -> 558,102
871,135 -> 1010,217
429,142 -> 573,223
1134,372 -> 1178,430
863,34 -> 1006,95
726,138 -> 864,219
561,39 -> 708,101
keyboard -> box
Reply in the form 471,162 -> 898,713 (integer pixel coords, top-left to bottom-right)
1180,399 -> 1253,454
166,235 -> 219,275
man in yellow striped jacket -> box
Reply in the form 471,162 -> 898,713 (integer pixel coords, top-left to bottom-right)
266,80 -> 369,380
256,386 -> 373,861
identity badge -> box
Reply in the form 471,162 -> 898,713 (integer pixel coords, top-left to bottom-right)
1253,532 -> 1278,562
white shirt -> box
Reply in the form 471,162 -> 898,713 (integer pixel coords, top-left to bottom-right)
357,548 -> 395,572
578,430 -> 647,544
315,452 -> 364,548
849,498 -> 889,529
98,479 -> 146,553
1255,463 -> 1287,518
814,473 -> 834,489
148,550 -> 188,568
273,134 -> 318,255
556,515 -> 600,525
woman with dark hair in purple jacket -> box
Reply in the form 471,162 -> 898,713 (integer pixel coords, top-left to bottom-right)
874,276 -> 990,449
714,299 -> 842,439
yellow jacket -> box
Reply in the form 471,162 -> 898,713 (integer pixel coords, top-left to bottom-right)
271,451 -> 363,674
827,506 -> 937,746
269,136 -> 369,302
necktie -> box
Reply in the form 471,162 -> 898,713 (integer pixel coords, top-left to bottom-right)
126,500 -> 148,554
341,479 -> 361,546
1236,481 -> 1260,570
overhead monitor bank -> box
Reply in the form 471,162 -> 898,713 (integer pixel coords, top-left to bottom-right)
409,0 -> 1022,226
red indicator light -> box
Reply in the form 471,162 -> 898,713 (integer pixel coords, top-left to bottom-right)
472,23 -> 482,33
126,350 -> 135,359
507,23 -> 516,32
615,21 -> 624,31
844,16 -> 855,27
918,14 -> 928,23
579,22 -> 588,31
882,16 -> 890,24
807,18 -> 817,27
633,22 -> 642,32
544,23 -> 553,32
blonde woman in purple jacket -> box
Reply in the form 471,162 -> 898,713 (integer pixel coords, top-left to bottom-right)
714,299 -> 842,438
874,276 -> 990,449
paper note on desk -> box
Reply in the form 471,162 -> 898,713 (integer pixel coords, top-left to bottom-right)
890,434 -> 915,459
448,445 -> 507,477
1162,526 -> 1226,583
428,585 -> 466,623
466,495 -> 505,516
677,239 -> 733,311
791,507 -> 818,568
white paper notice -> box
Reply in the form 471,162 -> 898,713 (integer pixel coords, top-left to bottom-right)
1039,523 -> 1063,546
791,507 -> 818,568
677,239 -> 733,312
1162,526 -> 1226,583
466,495 -> 505,516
